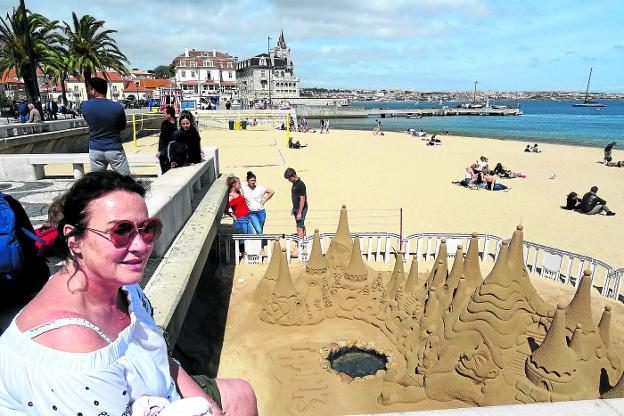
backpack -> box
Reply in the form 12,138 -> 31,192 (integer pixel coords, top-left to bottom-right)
0,193 -> 43,281
167,141 -> 188,167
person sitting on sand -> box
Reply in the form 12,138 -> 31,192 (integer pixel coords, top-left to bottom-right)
524,145 -> 532,152
579,186 -> 615,216
564,192 -> 582,210
532,143 -> 542,153
288,137 -> 307,149
460,164 -> 479,188
604,141 -> 616,164
606,160 -> 624,168
483,168 -> 511,191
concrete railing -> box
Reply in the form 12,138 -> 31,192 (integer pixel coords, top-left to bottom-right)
0,116 -> 160,154
144,173 -> 228,345
0,152 -> 161,181
222,231 -> 621,301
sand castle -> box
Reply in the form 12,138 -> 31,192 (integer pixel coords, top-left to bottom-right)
254,205 -> 624,407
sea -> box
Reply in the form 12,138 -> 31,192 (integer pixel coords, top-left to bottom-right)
327,100 -> 623,148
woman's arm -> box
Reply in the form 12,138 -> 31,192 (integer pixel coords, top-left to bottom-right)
261,188 -> 275,204
170,359 -> 224,416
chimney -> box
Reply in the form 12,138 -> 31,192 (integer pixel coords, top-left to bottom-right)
213,49 -> 216,57
184,48 -> 189,58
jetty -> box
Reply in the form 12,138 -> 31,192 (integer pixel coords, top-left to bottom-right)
368,107 -> 522,117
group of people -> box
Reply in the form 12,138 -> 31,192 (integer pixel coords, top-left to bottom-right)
157,107 -> 203,174
565,186 -> 616,216
318,118 -> 330,134
373,120 -> 384,136
524,143 -> 542,153
16,100 -> 41,123
458,156 -> 513,191
225,167 -> 308,250
602,141 -> 624,167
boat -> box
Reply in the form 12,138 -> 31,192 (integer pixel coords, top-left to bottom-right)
572,67 -> 606,108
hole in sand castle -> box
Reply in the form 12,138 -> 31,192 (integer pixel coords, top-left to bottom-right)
327,346 -> 388,379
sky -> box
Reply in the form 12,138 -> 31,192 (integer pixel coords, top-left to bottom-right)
6,0 -> 624,91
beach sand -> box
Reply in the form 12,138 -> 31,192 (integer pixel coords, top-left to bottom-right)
198,127 -> 623,267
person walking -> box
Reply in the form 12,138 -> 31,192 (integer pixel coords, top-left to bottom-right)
48,99 -> 58,120
283,167 -> 308,239
82,77 -> 130,175
579,186 -> 616,216
241,171 -> 275,234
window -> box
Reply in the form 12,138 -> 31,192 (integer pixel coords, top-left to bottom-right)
191,71 -> 196,78
230,71 -> 234,79
181,70 -> 186,77
219,63 -> 224,69
190,61 -> 197,67
227,62 -> 233,68
179,61 -> 186,67
207,61 -> 214,67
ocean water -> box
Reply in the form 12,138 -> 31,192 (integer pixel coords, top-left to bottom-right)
326,100 -> 623,148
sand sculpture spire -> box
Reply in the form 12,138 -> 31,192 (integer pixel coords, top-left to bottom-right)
345,236 -> 368,282
507,225 -> 527,273
404,256 -> 420,293
325,204 -> 353,266
526,305 -> 578,392
565,270 -> 598,334
273,249 -> 298,298
569,324 -> 586,357
306,229 -> 327,274
426,240 -> 448,290
387,251 -> 406,299
462,232 -> 483,289
446,245 -> 464,292
254,239 -> 281,303
598,305 -> 612,347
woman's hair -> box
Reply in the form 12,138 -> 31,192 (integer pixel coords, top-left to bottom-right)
567,192 -> 578,198
179,110 -> 195,127
246,171 -> 256,181
165,105 -> 176,118
227,176 -> 240,192
54,171 -> 147,259
42,195 -> 64,230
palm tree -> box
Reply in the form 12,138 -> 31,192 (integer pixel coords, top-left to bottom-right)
42,44 -> 73,106
0,7 -> 59,103
63,12 -> 129,88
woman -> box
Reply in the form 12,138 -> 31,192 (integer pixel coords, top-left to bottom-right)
156,106 -> 177,174
483,169 -> 511,191
241,171 -> 275,234
0,171 -> 257,416
173,113 -> 202,164
565,192 -> 581,210
226,176 -> 252,235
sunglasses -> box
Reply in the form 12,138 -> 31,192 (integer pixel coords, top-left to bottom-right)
77,218 -> 163,247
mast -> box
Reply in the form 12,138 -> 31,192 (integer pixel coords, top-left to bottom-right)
584,67 -> 593,103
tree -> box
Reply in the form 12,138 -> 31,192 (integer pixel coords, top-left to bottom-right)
0,6 -> 59,104
63,12 -> 129,87
42,44 -> 73,106
150,62 -> 175,79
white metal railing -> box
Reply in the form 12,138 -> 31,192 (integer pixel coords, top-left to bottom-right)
220,231 -> 621,301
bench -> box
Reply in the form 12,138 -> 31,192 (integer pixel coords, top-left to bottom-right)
0,152 -> 160,181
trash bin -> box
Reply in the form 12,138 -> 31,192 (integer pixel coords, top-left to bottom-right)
234,120 -> 241,130
228,120 -> 234,130
241,120 -> 247,130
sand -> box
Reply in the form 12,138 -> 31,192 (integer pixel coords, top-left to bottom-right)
194,127 -> 623,268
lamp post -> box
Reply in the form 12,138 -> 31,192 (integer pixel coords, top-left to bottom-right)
267,36 -> 272,107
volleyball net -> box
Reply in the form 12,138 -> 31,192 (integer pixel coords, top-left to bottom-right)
196,113 -> 278,131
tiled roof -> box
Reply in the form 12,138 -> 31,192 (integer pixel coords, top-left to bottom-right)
141,79 -> 173,88
67,71 -> 128,82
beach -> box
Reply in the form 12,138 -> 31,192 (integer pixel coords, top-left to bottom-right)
185,126 -> 623,267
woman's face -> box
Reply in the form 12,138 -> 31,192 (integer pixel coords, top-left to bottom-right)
68,190 -> 153,288
180,118 -> 191,130
247,177 -> 256,188
234,179 -> 241,191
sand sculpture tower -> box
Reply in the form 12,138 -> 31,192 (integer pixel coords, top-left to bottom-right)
260,249 -> 302,325
254,239 -> 281,303
325,205 -> 353,266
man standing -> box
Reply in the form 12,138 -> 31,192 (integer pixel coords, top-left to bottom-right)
579,186 -> 615,216
284,167 -> 308,238
17,100 -> 29,123
82,77 -> 130,175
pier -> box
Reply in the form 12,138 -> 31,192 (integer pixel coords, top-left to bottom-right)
369,107 -> 522,117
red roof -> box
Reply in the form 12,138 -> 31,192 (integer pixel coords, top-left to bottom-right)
141,79 -> 173,88
221,81 -> 238,86
67,71 -> 128,82
124,83 -> 149,92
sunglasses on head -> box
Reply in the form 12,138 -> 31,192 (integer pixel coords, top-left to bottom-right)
77,218 -> 163,247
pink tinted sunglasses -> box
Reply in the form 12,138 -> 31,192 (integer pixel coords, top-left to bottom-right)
78,218 -> 163,247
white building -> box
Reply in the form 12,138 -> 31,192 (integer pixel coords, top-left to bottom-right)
236,31 -> 300,106
174,48 -> 238,106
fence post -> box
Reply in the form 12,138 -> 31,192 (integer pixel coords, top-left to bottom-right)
132,113 -> 137,147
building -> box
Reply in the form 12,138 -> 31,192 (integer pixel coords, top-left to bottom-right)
236,31 -> 300,106
64,71 -> 127,105
173,48 -> 238,106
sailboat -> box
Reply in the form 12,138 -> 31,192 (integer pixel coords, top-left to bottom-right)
572,67 -> 606,108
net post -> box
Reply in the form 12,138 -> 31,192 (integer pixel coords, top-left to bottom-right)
132,113 -> 137,147
286,113 -> 290,146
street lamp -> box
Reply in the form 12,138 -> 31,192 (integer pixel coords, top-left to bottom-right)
267,36 -> 271,107
473,81 -> 478,103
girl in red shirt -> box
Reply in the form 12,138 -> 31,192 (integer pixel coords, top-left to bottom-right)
226,176 -> 252,234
